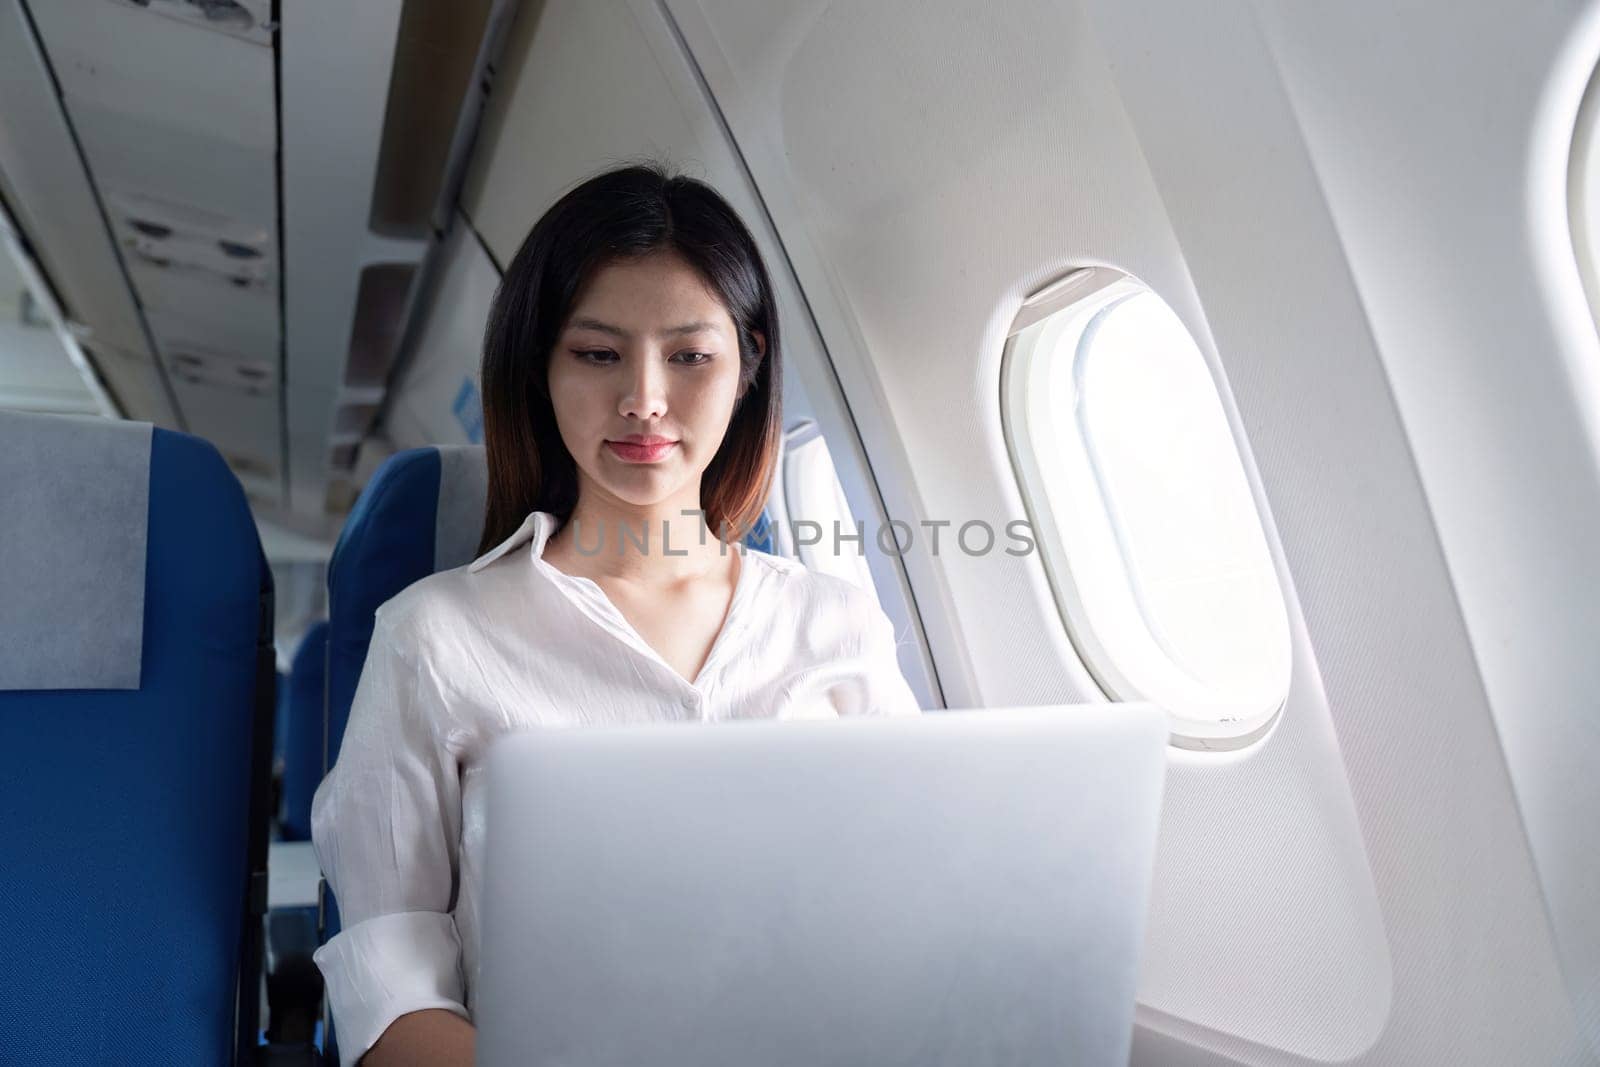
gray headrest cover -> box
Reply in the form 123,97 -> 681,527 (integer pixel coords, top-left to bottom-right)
0,410 -> 152,690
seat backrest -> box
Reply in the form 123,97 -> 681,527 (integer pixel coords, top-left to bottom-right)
278,619 -> 329,843
0,411 -> 275,1065
325,445 -> 490,772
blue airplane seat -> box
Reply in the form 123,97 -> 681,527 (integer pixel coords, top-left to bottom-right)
0,411 -> 275,1065
278,620 -> 329,843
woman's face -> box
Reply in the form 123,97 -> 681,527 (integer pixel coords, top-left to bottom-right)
548,251 -> 756,514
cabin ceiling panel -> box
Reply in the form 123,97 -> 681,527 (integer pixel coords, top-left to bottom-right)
81,341 -> 176,426
66,102 -> 278,235
170,376 -> 279,466
145,306 -> 277,369
19,0 -> 282,460
126,256 -> 277,347
285,428 -> 330,518
26,0 -> 275,152
0,0 -> 163,417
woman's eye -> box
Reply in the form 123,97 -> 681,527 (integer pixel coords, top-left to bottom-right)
674,351 -> 712,366
575,349 -> 616,364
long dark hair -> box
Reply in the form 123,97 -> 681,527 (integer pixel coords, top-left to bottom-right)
475,160 -> 783,557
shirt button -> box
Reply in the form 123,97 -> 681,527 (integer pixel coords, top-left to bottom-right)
682,692 -> 700,711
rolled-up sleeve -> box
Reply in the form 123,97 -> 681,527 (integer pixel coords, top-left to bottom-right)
832,589 -> 925,717
310,606 -> 468,1065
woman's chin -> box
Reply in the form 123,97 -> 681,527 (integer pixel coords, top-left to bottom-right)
596,475 -> 692,510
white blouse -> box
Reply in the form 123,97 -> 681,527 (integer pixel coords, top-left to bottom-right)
309,509 -> 923,1065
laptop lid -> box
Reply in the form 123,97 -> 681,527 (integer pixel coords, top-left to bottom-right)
476,705 -> 1168,1067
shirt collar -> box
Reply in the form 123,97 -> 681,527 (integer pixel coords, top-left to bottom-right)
467,510 -> 558,573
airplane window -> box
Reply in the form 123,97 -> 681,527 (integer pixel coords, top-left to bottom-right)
1002,269 -> 1291,745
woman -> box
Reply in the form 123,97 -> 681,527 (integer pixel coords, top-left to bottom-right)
310,162 -> 923,1067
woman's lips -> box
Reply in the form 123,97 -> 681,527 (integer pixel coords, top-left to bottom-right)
605,439 -> 678,463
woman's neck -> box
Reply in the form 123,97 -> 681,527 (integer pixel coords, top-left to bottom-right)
546,498 -> 738,585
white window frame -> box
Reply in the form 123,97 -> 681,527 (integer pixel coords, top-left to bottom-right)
999,266 -> 1290,748
1569,58 -> 1600,340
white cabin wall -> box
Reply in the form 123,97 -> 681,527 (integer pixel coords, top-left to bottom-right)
660,0 -> 1600,1063
1082,1 -> 1589,1061
1251,2 -> 1600,1053
666,0 -> 1400,1061
383,219 -> 500,451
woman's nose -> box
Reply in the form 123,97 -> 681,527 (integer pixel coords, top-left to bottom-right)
619,354 -> 668,420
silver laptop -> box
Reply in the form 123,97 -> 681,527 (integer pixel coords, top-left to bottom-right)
474,705 -> 1168,1067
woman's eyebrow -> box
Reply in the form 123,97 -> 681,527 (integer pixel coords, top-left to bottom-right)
567,316 -> 720,338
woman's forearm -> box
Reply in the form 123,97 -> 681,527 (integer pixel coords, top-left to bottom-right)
360,1008 -> 476,1067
